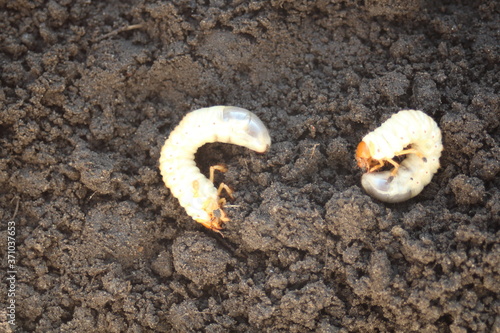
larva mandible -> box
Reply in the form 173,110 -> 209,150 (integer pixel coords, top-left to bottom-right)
159,106 -> 271,231
355,110 -> 443,203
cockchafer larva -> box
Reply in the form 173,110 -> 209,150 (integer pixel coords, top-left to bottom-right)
159,106 -> 271,231
355,110 -> 443,203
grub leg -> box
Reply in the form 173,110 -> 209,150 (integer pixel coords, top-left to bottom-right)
209,165 -> 228,183
369,160 -> 386,173
217,183 -> 234,200
394,148 -> 424,159
385,158 -> 400,177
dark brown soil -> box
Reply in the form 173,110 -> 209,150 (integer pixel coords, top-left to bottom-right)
1,0 -> 499,332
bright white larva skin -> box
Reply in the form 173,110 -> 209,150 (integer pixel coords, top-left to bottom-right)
359,110 -> 443,203
159,106 -> 271,230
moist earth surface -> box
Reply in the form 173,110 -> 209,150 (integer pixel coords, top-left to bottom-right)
1,0 -> 499,332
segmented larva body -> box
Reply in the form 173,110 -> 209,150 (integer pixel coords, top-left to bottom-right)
356,110 -> 443,203
159,106 -> 271,231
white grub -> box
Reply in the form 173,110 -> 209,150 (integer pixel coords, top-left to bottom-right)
159,106 -> 271,231
356,110 -> 443,203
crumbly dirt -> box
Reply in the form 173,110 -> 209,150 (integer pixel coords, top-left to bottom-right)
1,0 -> 499,332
